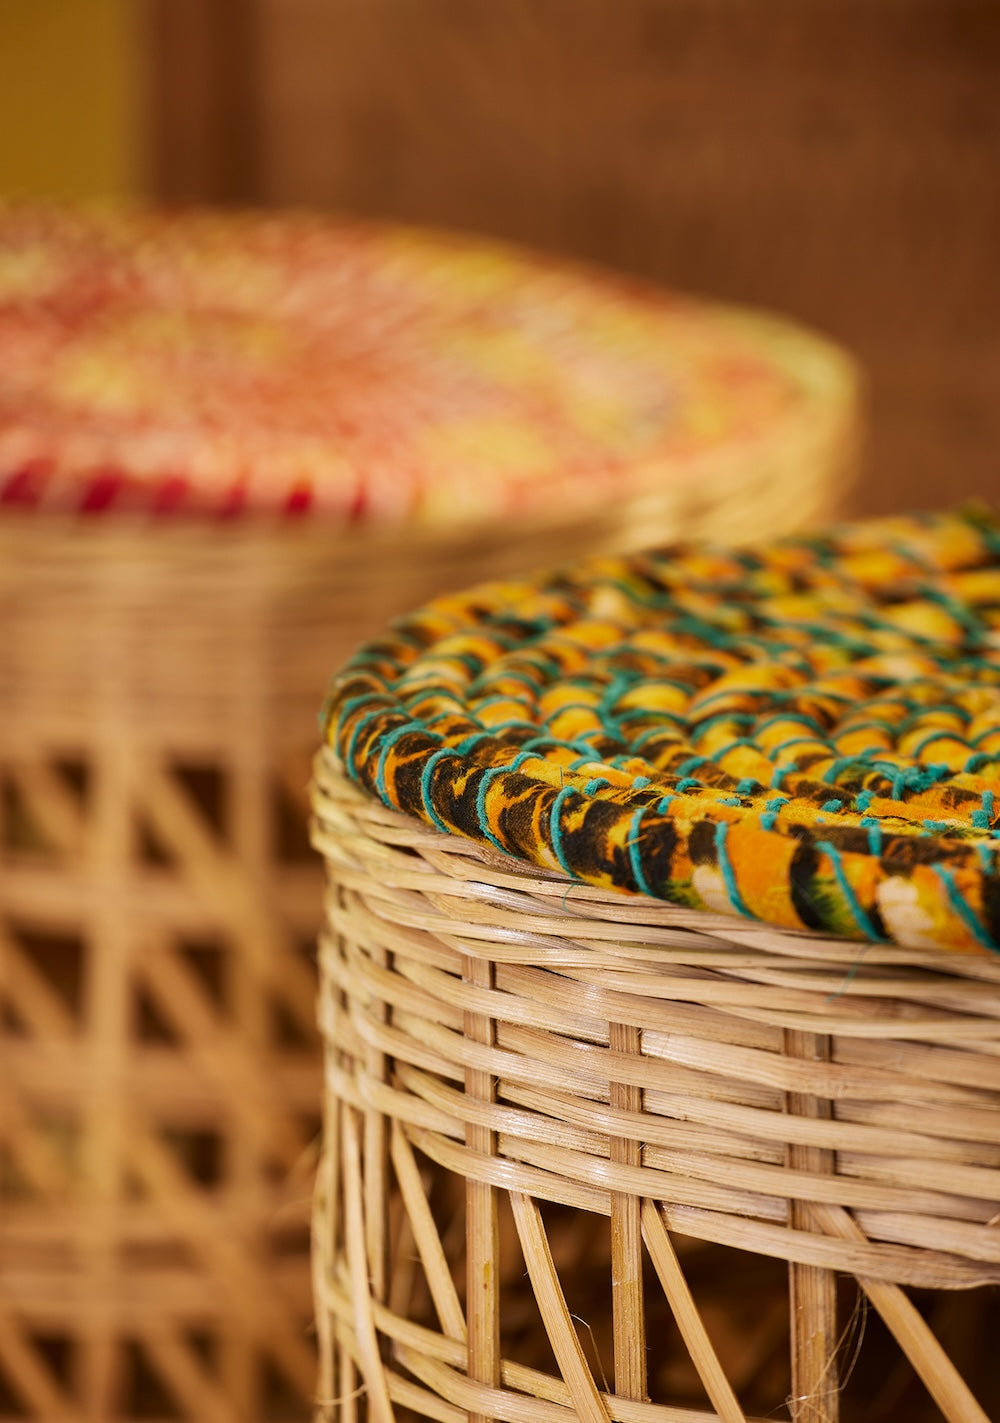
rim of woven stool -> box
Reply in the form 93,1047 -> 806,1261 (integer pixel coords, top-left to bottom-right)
325,506 -> 1000,954
0,202 -> 857,522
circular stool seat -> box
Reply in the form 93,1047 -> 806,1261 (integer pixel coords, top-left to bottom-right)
0,204 -> 856,529
0,205 -> 858,1423
313,507 -> 1000,1422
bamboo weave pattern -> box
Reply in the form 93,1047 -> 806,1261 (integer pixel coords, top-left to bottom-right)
328,508 -> 1000,954
312,754 -> 1000,1423
0,205 -> 857,1421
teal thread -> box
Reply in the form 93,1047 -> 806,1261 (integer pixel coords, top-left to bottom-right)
972,790 -> 995,830
713,821 -> 755,919
344,706 -> 397,780
676,755 -> 708,776
910,728 -> 961,757
933,865 -> 996,950
708,737 -> 763,761
757,711 -> 827,737
332,690 -> 380,740
815,840 -> 885,940
770,734 -> 831,756
419,748 -> 461,833
374,722 -> 425,800
548,785 -> 579,875
474,765 -> 513,852
627,806 -> 653,896
761,795 -> 788,831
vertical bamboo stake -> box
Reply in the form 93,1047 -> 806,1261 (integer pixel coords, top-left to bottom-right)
313,1094 -> 337,1420
609,1021 -> 646,1401
81,608 -> 132,1417
784,1031 -> 838,1423
463,954 -> 500,1423
342,1106 -> 395,1423
364,938 -> 390,1308
225,600 -> 271,1419
339,1342 -> 357,1423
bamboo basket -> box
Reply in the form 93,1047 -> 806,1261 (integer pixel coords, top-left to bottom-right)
311,509 -> 999,1423
0,206 -> 858,1423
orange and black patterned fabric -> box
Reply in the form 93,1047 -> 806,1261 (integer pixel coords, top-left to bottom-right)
326,508 -> 1000,953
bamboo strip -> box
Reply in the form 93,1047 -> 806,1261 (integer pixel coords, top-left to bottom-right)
323,1264 -> 780,1423
0,1301 -> 87,1422
811,1204 -> 991,1423
610,1022 -> 647,1402
639,1200 -> 747,1423
313,1098 -> 337,1422
463,954 -> 501,1423
341,1106 -> 395,1423
509,1189 -> 611,1423
390,1123 -> 467,1344
784,1032 -> 838,1423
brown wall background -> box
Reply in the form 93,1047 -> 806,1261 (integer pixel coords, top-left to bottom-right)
148,0 -> 999,519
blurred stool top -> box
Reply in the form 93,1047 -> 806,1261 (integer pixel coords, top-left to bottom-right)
325,507 -> 1000,954
0,203 -> 855,522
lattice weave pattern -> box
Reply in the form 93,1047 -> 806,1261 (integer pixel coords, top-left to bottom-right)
0,528 -> 330,1422
0,517 -> 663,1423
311,756 -> 1000,1423
328,508 -> 1000,954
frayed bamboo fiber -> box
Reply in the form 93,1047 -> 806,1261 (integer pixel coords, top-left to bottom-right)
311,749 -> 999,1423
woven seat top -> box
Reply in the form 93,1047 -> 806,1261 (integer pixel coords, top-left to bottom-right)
328,508 -> 1000,953
0,205 -> 852,519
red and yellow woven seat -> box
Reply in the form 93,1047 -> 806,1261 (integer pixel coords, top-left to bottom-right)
0,203 -> 855,531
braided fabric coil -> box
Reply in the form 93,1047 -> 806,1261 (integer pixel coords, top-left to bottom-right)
327,507 -> 1000,954
0,204 -> 855,519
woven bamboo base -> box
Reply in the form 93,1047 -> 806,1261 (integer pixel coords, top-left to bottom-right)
311,750 -> 1000,1423
0,441 -> 855,1423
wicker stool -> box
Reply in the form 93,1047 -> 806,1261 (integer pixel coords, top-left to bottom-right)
312,508 -> 1000,1423
0,206 -> 858,1423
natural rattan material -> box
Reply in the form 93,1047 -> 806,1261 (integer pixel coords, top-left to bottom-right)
326,508 -> 1000,954
0,206 -> 858,1422
0,514 -> 651,1423
311,751 -> 1000,1423
0,487 -> 860,1422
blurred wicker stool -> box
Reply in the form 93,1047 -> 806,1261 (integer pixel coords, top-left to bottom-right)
312,508 -> 1000,1423
0,205 -> 856,1423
